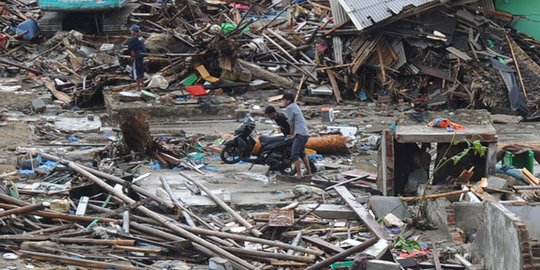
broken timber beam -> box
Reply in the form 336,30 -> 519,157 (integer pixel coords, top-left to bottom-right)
238,59 -> 294,89
179,172 -> 263,237
334,186 -> 391,240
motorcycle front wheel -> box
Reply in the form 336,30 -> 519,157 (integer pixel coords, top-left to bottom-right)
220,145 -> 241,164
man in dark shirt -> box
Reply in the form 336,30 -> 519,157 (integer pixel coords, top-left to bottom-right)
251,106 -> 290,136
127,24 -> 146,91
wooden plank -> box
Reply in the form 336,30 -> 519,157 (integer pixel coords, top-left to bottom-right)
334,186 -> 391,240
431,240 -> 443,270
302,235 -> 346,254
326,70 -> 342,103
415,63 -> 454,82
446,47 -> 472,61
267,94 -> 283,102
521,168 -> 539,185
45,80 -> 72,104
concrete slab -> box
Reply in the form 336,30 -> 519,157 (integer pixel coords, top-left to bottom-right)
136,163 -> 306,212
104,90 -> 239,124
366,260 -> 400,270
54,115 -> 102,133
368,196 -> 411,220
487,176 -> 509,190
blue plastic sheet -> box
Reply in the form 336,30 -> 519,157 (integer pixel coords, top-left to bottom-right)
16,19 -> 39,40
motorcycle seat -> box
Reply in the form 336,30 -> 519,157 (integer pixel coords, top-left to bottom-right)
259,135 -> 285,145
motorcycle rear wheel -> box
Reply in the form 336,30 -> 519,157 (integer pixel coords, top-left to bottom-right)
220,145 -> 241,164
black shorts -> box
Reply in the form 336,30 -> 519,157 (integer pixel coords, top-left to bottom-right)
132,58 -> 144,80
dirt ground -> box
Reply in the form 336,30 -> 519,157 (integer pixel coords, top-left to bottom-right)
0,92 -> 38,173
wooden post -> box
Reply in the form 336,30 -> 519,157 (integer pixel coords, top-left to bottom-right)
294,75 -> 307,102
326,70 -> 342,103
178,172 -> 263,237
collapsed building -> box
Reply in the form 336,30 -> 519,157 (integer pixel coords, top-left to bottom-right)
0,0 -> 539,269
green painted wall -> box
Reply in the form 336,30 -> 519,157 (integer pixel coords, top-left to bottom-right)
496,0 -> 540,41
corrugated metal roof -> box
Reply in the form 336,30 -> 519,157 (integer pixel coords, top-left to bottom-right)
337,0 -> 439,30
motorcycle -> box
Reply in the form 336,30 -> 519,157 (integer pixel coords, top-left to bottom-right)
220,116 -> 315,175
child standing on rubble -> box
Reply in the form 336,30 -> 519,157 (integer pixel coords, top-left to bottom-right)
128,24 -> 146,91
282,93 -> 312,179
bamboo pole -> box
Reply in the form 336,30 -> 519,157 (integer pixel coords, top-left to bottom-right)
37,151 -> 257,270
174,222 -> 322,256
0,235 -> 134,246
305,237 -> 377,270
178,172 -> 263,237
20,250 -> 139,270
400,189 -> 469,202
0,202 -> 119,223
77,164 -> 175,209
222,246 -> 316,263
0,202 -> 44,217
505,33 -> 527,97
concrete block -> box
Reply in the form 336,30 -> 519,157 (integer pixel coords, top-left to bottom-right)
54,115 -> 102,133
32,98 -> 46,113
368,196 -> 411,220
208,257 -> 233,270
366,259 -> 400,270
38,94 -> 53,104
487,176 -> 508,190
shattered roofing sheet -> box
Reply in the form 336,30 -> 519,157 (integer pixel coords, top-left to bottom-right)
338,0 -> 439,30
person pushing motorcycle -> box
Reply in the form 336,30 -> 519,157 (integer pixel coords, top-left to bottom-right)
251,106 -> 290,136
282,93 -> 312,178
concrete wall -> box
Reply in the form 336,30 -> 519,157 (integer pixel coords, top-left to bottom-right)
453,202 -> 484,242
504,204 -> 540,241
427,198 -> 463,242
472,202 -> 533,270
496,0 -> 540,41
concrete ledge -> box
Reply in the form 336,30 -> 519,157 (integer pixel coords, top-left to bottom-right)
104,91 -> 239,124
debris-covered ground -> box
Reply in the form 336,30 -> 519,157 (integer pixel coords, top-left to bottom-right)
2,0 -> 540,269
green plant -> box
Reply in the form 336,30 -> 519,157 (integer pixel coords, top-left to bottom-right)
393,235 -> 421,253
415,139 -> 487,229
